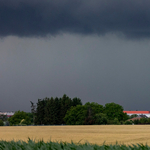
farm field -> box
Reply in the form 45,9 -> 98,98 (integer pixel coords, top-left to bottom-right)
0,125 -> 150,145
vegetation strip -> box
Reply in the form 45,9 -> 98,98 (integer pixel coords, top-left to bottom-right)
0,139 -> 150,150
1,94 -> 149,126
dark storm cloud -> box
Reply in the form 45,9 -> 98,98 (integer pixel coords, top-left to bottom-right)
1,0 -> 150,38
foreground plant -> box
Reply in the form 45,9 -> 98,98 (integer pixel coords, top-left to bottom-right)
0,139 -> 149,150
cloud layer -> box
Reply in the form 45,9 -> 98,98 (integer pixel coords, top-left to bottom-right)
1,0 -> 150,38
1,34 -> 150,111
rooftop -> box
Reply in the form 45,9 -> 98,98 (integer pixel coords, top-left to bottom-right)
124,111 -> 150,114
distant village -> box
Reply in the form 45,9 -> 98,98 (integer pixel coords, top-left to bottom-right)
0,112 -> 14,118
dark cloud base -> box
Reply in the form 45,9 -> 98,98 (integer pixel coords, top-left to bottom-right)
1,0 -> 150,38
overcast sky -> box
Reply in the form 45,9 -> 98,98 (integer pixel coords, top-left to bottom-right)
1,0 -> 150,112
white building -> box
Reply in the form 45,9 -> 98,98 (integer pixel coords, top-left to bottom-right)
124,111 -> 150,118
0,111 -> 14,118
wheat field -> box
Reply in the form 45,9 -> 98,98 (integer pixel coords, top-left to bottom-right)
0,125 -> 150,145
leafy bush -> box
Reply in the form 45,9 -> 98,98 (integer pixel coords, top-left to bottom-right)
139,118 -> 148,124
132,118 -> 150,125
133,119 -> 140,124
113,118 -> 121,125
104,103 -> 128,121
0,120 -> 4,126
94,113 -> 108,125
3,121 -> 9,126
107,120 -> 114,125
64,102 -> 104,125
124,120 -> 133,125
0,114 -> 7,121
64,105 -> 86,125
8,111 -> 31,126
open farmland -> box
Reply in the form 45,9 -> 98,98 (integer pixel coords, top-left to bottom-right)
0,125 -> 150,145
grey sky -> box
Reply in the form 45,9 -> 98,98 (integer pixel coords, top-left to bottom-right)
0,1 -> 150,112
1,0 -> 150,38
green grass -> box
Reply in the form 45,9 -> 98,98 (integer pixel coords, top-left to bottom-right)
0,139 -> 149,150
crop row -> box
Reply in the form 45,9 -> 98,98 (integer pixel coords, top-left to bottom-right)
0,139 -> 150,150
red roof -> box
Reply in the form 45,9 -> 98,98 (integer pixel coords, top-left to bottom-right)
128,117 -> 142,121
124,111 -> 150,114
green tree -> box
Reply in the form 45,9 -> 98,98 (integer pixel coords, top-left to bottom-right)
104,102 -> 127,121
0,120 -> 4,126
0,114 -> 7,121
129,114 -> 138,119
30,101 -> 36,124
139,118 -> 148,124
26,112 -> 34,124
94,113 -> 108,125
35,99 -> 47,125
84,104 -> 94,125
64,102 -> 104,125
54,97 -> 61,125
84,102 -> 104,125
8,111 -> 31,126
124,120 -> 133,125
44,97 -> 58,125
113,118 -> 121,125
72,97 -> 82,106
85,102 -> 104,114
133,119 -> 140,124
64,105 -> 87,125
147,118 -> 150,124
60,94 -> 73,124
35,94 -> 82,125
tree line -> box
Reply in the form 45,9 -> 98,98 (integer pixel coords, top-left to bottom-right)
2,94 -> 148,126
33,94 -> 82,125
32,94 -> 128,125
64,101 -> 129,125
